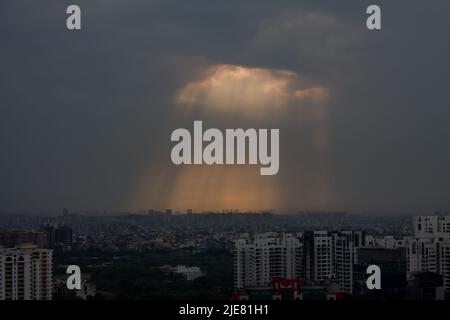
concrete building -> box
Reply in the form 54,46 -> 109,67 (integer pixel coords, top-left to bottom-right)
414,215 -> 450,238
407,216 -> 450,297
438,240 -> 450,293
371,216 -> 450,298
172,265 -> 203,281
334,231 -> 361,294
303,231 -> 364,294
303,231 -> 333,281
234,233 -> 303,289
234,231 -> 363,294
0,244 -> 52,300
41,225 -> 73,251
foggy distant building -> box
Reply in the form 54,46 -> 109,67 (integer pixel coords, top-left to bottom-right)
56,226 -> 72,246
172,265 -> 203,281
0,230 -> 46,249
41,226 -> 73,250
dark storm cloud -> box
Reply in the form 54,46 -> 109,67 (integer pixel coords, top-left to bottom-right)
0,0 -> 449,213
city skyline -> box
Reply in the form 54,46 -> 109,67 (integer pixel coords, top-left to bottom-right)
3,0 -> 450,311
2,213 -> 449,300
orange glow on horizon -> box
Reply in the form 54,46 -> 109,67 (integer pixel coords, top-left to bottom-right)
124,64 -> 333,212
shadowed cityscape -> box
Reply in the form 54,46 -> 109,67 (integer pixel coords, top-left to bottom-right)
1,0 -> 450,305
1,210 -> 450,300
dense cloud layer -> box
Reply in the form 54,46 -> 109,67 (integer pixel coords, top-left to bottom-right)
1,0 -> 450,214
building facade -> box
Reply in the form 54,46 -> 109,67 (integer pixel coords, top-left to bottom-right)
234,233 -> 303,289
234,231 -> 364,294
406,216 -> 450,296
0,245 -> 52,300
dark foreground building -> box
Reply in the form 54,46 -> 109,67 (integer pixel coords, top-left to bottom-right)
353,248 -> 407,299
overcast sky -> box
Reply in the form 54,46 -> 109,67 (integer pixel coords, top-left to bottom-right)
1,0 -> 450,214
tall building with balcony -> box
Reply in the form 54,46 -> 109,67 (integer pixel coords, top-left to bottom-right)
404,216 -> 450,297
234,233 -> 303,289
303,231 -> 365,294
234,231 -> 364,294
414,215 -> 450,238
0,244 -> 52,300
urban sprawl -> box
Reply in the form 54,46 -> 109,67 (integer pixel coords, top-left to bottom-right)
0,211 -> 449,300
